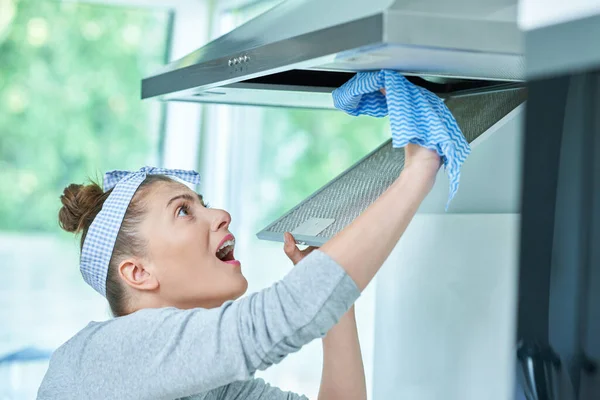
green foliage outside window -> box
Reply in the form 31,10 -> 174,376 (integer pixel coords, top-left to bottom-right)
257,108 -> 390,228
0,0 -> 168,232
0,0 -> 390,234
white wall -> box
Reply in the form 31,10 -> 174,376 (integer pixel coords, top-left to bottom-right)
373,214 -> 519,400
519,0 -> 600,30
372,106 -> 524,399
419,105 -> 524,214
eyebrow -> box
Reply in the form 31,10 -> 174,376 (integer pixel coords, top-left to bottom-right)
166,193 -> 204,209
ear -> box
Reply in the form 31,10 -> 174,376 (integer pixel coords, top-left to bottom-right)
118,258 -> 159,292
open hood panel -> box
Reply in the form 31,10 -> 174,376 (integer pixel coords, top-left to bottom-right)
142,0 -> 524,108
256,87 -> 527,246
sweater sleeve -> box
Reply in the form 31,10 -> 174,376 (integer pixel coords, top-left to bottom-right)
37,250 -> 360,400
218,378 -> 309,400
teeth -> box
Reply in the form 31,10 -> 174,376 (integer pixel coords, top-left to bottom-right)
217,247 -> 232,258
218,239 -> 235,252
217,238 -> 235,260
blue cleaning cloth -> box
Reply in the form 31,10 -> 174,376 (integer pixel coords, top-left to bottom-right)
332,70 -> 470,209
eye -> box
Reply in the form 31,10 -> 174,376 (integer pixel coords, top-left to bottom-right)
199,196 -> 210,208
177,204 -> 191,217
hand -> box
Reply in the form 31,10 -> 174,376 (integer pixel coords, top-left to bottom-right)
283,232 -> 317,265
403,143 -> 441,177
380,87 -> 440,175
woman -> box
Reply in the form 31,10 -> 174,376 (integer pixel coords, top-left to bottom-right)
37,144 -> 440,400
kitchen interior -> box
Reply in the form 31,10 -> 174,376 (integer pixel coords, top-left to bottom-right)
1,0 -> 599,399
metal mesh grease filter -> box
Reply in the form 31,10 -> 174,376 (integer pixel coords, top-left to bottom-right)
257,88 -> 527,246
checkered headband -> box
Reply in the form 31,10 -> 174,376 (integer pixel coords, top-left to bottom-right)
80,166 -> 201,297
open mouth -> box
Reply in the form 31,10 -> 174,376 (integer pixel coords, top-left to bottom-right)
216,235 -> 236,263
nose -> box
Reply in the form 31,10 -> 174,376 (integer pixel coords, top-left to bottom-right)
210,209 -> 231,232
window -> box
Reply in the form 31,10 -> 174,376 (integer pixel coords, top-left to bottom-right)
0,1 -> 170,396
2,0 -> 391,397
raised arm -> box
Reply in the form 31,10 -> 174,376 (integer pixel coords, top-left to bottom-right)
284,234 -> 366,400
282,145 -> 439,400
320,144 -> 440,291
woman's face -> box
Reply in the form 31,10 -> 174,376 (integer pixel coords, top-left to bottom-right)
137,180 -> 248,309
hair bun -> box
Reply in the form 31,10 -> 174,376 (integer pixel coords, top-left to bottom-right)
58,182 -> 105,234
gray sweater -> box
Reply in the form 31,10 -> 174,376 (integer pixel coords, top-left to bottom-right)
37,250 -> 361,400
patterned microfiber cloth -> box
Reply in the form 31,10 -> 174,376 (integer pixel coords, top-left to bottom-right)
332,69 -> 470,209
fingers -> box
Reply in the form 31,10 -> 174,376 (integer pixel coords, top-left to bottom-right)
302,246 -> 317,257
284,234 -> 318,265
380,88 -> 386,95
283,232 -> 302,265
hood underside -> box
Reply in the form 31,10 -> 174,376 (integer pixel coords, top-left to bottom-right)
142,0 -> 524,108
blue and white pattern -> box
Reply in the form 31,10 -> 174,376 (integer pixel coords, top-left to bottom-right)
80,166 -> 201,297
332,70 -> 470,208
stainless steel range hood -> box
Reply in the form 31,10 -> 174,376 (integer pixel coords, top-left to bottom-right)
142,0 -> 524,108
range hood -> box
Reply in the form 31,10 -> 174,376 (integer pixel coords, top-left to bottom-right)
142,0 -> 524,108
257,88 -> 527,246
